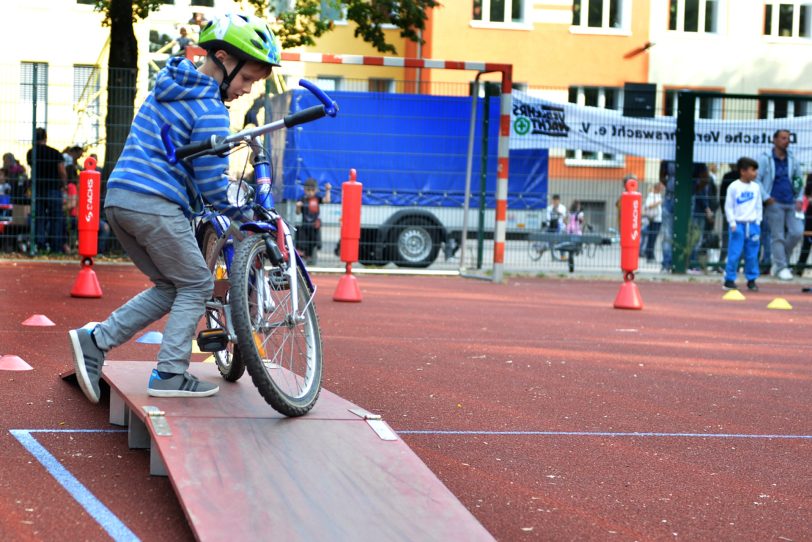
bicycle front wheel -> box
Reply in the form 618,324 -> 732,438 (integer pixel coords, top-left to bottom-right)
230,235 -> 323,416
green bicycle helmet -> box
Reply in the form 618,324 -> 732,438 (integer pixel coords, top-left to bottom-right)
199,13 -> 281,99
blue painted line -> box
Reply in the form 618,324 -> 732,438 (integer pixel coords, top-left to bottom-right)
10,429 -> 140,542
397,430 -> 812,439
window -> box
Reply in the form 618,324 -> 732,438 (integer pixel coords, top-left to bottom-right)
20,62 -> 49,141
566,86 -> 621,163
758,95 -> 811,118
764,1 -> 812,37
668,0 -> 718,32
316,76 -> 342,92
663,90 -> 722,119
369,78 -> 394,93
572,0 -> 623,29
74,65 -> 101,147
321,0 -> 344,21
472,0 -> 524,23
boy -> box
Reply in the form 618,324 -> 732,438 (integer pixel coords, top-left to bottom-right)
723,157 -> 762,292
295,178 -> 331,264
68,13 -> 281,402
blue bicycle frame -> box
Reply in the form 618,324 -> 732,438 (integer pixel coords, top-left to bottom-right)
160,79 -> 338,309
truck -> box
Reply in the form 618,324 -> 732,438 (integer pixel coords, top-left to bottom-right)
277,88 -> 549,268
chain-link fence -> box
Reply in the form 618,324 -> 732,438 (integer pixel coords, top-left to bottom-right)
1,65 -> 809,279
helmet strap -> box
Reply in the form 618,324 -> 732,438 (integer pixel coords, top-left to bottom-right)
210,54 -> 245,101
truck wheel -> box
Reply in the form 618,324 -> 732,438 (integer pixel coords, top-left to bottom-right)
391,219 -> 440,268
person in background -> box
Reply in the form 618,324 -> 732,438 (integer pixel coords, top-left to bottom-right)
658,161 -> 676,273
3,153 -> 28,205
643,181 -> 663,264
546,193 -> 567,233
723,157 -> 762,292
718,163 -> 739,272
295,177 -> 331,265
793,174 -> 812,277
756,129 -> 804,281
176,26 -> 194,55
566,199 -> 584,235
687,163 -> 718,273
26,128 -> 67,253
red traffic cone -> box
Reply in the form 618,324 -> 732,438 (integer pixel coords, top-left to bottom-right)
613,276 -> 643,310
333,264 -> 362,302
71,258 -> 103,298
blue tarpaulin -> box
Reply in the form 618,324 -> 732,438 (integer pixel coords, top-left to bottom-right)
281,90 -> 548,209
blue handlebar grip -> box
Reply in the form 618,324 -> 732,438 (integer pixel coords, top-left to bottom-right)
299,79 -> 339,117
161,124 -> 178,165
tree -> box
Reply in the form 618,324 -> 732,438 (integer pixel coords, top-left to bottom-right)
90,0 -> 438,174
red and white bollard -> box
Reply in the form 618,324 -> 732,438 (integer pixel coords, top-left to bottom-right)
333,169 -> 363,302
613,177 -> 643,310
70,156 -> 103,298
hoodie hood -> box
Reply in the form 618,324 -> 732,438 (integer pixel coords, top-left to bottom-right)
154,56 -> 220,103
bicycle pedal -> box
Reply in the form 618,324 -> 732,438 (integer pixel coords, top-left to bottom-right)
196,329 -> 229,352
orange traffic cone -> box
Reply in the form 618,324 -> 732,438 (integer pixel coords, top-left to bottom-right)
71,258 -> 102,298
333,263 -> 362,302
613,273 -> 643,310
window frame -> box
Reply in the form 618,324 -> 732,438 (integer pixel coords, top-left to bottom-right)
20,62 -> 49,141
570,0 -> 631,35
662,87 -> 724,119
471,0 -> 531,30
73,64 -> 102,148
668,0 -> 721,34
763,0 -> 812,39
757,91 -> 812,119
565,85 -> 625,167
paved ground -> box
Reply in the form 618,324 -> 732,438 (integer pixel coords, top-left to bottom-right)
1,259 -> 810,541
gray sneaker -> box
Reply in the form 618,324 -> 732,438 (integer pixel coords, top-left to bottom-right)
147,370 -> 219,398
68,327 -> 105,404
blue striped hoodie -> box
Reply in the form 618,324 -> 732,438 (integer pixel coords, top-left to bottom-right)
106,57 -> 244,219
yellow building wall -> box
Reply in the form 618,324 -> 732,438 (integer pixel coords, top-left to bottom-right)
289,23 -> 409,85
423,2 -> 650,88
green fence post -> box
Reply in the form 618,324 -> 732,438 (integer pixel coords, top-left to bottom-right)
29,64 -> 38,257
674,91 -> 696,274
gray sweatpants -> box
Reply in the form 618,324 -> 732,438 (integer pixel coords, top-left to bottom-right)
93,207 -> 213,374
765,202 -> 804,271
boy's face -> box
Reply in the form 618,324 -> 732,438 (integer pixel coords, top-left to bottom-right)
740,166 -> 758,182
218,53 -> 270,102
304,187 -> 316,197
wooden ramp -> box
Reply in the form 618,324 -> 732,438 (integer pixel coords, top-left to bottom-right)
102,361 -> 493,542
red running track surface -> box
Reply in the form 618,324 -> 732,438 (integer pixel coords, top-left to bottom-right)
0,260 -> 811,540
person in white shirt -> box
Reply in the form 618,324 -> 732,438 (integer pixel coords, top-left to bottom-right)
723,157 -> 762,292
546,194 -> 567,233
642,181 -> 663,263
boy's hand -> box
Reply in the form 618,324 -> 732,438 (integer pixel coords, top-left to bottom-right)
296,200 -> 303,208
324,183 -> 332,191
729,223 -> 736,232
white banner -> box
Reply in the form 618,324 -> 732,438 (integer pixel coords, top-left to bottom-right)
510,90 -> 812,164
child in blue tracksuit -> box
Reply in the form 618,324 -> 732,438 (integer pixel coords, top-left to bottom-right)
68,13 -> 282,402
723,157 -> 762,292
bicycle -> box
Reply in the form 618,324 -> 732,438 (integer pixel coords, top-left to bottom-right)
527,223 -> 615,273
160,79 -> 338,417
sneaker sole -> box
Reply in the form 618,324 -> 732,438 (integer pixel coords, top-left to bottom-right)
147,386 -> 219,398
69,330 -> 100,404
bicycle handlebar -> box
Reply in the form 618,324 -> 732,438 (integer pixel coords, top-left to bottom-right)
162,79 -> 338,165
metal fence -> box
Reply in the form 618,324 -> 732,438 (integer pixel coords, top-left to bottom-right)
1,66 -> 809,280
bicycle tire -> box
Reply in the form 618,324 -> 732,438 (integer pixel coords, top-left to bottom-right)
230,234 -> 323,416
528,241 -> 545,262
198,224 -> 245,382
